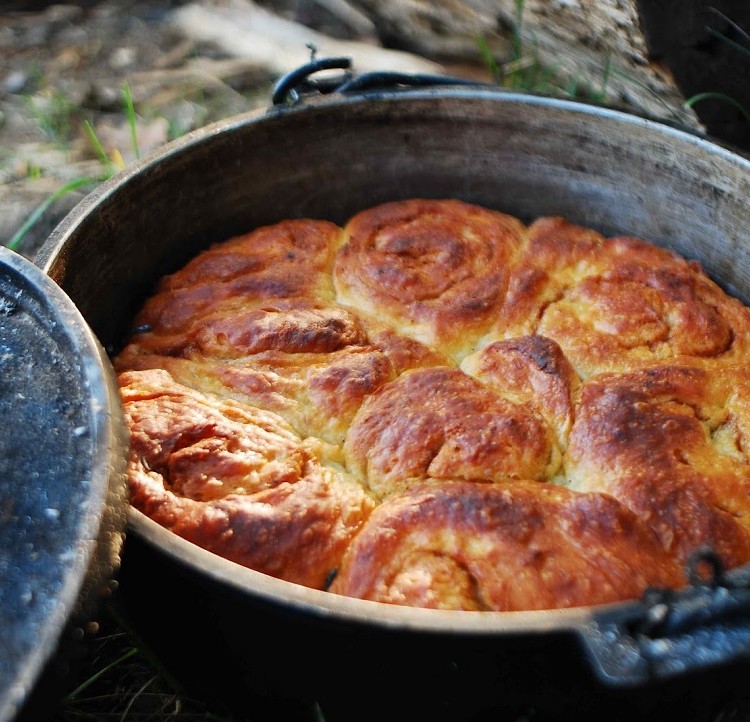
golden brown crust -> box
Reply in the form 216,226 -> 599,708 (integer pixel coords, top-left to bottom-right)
462,335 -> 578,447
120,368 -> 375,588
334,198 -> 526,360
344,367 -> 557,499
132,219 -> 341,334
566,364 -> 750,567
114,199 -> 750,611
129,298 -> 370,359
116,298 -> 447,444
329,480 -> 684,611
488,217 -> 750,377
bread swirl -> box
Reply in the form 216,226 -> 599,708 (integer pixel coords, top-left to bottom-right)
488,216 -> 750,377
115,199 -> 750,611
328,480 -> 684,611
334,198 -> 525,359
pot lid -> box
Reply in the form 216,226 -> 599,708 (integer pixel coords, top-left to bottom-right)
0,246 -> 129,722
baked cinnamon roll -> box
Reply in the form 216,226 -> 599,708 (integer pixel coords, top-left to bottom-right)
488,216 -> 750,377
334,198 -> 525,360
330,480 -> 684,611
120,368 -> 375,589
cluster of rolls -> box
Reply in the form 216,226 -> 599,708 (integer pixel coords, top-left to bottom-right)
115,198 -> 750,612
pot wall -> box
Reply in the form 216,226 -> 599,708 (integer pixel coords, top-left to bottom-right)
116,527 -> 750,722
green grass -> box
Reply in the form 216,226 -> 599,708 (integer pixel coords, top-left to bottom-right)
476,2 -> 624,108
27,87 -> 80,147
681,8 -> 750,129
477,0 -> 750,129
6,175 -> 104,252
685,91 -> 750,127
7,82 -> 140,254
14,1 -> 750,257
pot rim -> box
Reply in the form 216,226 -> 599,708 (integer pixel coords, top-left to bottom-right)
36,87 -> 750,688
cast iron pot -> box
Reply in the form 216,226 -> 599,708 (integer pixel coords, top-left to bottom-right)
0,246 -> 129,722
36,63 -> 750,722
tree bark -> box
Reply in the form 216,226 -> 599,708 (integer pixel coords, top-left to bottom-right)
348,0 -> 702,129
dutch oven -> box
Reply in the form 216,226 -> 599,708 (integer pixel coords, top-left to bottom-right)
0,246 -> 128,722
34,59 -> 750,721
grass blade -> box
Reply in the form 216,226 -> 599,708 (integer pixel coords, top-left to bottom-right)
83,119 -> 114,175
476,36 -> 501,83
122,82 -> 140,160
706,7 -> 750,58
64,647 -> 138,702
685,91 -> 750,127
6,175 -> 101,252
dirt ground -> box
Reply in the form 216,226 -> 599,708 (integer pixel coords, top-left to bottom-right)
4,0 -> 447,259
0,1 -> 276,259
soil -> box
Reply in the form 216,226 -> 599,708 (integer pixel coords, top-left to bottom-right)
0,0 -> 291,260
0,0 -> 490,261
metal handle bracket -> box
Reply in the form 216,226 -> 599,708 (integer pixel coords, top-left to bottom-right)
271,55 -> 487,107
583,548 -> 750,686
